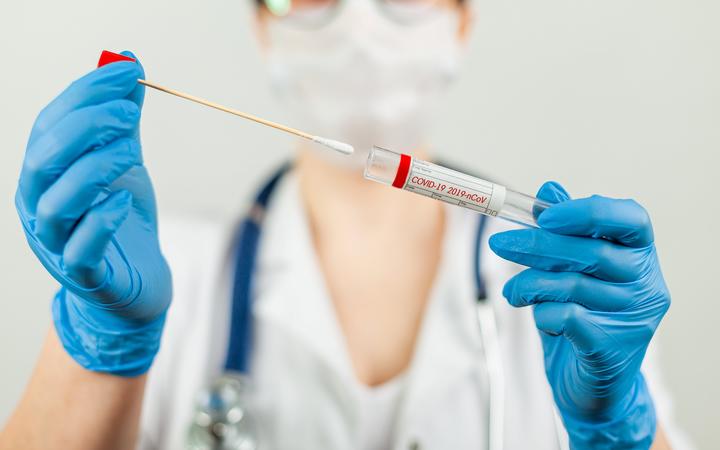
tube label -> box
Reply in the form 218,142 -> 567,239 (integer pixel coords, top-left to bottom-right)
398,157 -> 507,217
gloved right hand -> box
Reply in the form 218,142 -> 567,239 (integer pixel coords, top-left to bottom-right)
15,52 -> 172,376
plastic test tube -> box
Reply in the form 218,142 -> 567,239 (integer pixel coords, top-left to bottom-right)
364,146 -> 551,227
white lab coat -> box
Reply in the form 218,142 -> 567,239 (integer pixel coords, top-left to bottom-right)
137,172 -> 688,450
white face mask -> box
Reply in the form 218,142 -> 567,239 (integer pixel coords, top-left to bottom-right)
263,0 -> 463,167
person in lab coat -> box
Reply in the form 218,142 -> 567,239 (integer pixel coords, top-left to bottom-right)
1,0 -> 691,449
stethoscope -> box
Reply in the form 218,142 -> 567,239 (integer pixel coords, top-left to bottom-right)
186,163 -> 506,450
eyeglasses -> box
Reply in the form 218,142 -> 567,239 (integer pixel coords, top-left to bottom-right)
258,0 -> 457,28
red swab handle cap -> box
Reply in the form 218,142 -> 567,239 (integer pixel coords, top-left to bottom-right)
98,50 -> 137,68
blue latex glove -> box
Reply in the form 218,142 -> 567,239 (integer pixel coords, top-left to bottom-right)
15,52 -> 172,376
489,182 -> 670,449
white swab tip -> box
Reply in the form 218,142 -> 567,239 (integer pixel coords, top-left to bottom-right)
312,136 -> 354,155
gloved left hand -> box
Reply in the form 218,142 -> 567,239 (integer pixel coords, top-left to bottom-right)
489,182 -> 670,450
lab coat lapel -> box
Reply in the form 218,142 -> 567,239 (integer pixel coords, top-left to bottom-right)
253,172 -> 357,388
393,210 -> 487,446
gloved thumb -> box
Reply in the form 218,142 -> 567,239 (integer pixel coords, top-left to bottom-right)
61,190 -> 132,288
119,50 -> 146,109
536,181 -> 571,204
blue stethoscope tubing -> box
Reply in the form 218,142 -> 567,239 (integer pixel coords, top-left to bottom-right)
222,163 -> 506,450
224,163 -> 291,373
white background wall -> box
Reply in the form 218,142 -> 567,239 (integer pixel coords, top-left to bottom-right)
0,0 -> 718,446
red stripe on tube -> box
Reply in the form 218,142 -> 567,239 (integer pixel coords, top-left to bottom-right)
391,154 -> 412,188
97,50 -> 136,68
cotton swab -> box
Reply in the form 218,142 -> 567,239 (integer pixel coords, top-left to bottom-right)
97,51 -> 354,156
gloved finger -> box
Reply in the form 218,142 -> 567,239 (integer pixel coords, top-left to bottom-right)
537,195 -> 654,248
489,228 -> 646,282
62,190 -> 132,288
29,61 -> 142,146
19,99 -> 140,215
34,138 -> 142,254
504,268 -> 633,312
532,301 -> 599,352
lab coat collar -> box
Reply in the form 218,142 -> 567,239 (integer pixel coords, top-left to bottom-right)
393,203 -> 487,442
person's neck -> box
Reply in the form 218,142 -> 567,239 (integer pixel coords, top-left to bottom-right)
294,144 -> 447,388
295,143 -> 444,240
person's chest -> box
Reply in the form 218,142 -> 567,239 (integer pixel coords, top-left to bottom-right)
246,221 -> 564,450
